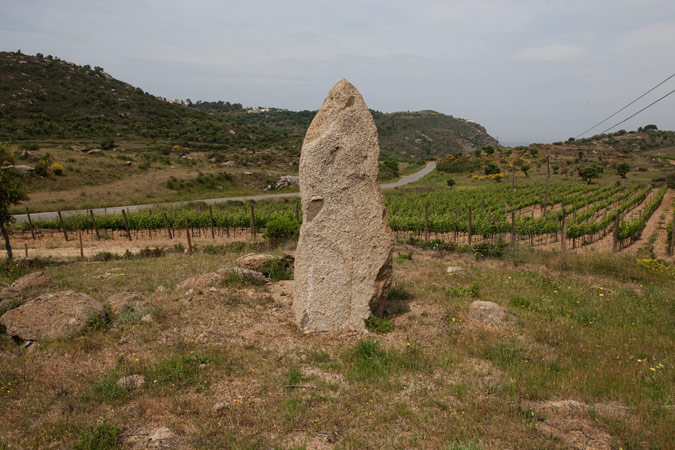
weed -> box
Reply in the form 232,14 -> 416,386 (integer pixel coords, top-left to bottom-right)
201,244 -> 225,255
395,251 -> 413,262
0,298 -> 25,317
345,340 -> 392,381
146,353 -> 211,391
91,251 -> 118,262
285,362 -> 304,385
85,305 -> 112,332
73,420 -> 120,450
445,441 -> 480,450
260,258 -> 293,281
508,296 -> 531,309
364,316 -> 393,334
388,285 -> 412,301
90,370 -> 128,402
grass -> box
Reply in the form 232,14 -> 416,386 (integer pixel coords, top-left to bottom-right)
73,421 -> 121,450
0,245 -> 673,448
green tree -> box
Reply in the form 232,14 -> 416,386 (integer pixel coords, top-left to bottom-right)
520,164 -> 531,177
578,164 -> 601,184
446,178 -> 456,188
1,145 -> 28,258
484,162 -> 500,175
617,163 -> 630,179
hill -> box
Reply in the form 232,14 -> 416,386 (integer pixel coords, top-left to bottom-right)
0,51 -> 300,153
194,103 -> 500,160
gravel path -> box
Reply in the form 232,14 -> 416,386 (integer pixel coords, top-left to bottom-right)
13,162 -> 436,223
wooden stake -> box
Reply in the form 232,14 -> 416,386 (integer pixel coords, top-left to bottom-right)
78,231 -> 84,260
250,202 -> 256,238
163,212 -> 173,239
89,209 -> 100,240
185,216 -> 193,255
561,204 -> 567,270
543,153 -> 550,217
57,211 -> 68,241
295,203 -> 300,222
424,204 -> 429,241
122,210 -> 132,241
24,243 -> 28,259
612,209 -> 621,252
467,206 -> 472,246
511,211 -> 516,249
209,205 -> 215,239
25,208 -> 36,240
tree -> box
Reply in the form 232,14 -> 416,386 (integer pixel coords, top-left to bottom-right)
617,163 -> 630,179
578,164 -> 601,184
643,124 -> 658,132
446,178 -> 456,188
483,146 -> 494,155
1,145 -> 28,258
484,162 -> 501,175
520,164 -> 530,177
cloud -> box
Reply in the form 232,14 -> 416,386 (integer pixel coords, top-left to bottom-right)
514,44 -> 584,62
615,21 -> 675,52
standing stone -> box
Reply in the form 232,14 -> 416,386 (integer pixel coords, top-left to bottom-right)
294,79 -> 394,332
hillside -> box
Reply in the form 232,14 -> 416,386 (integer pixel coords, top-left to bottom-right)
0,51 -> 299,153
196,104 -> 500,160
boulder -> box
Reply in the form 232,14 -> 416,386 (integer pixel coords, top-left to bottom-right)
87,149 -> 104,155
236,253 -> 276,271
116,374 -> 145,391
219,267 -> 267,285
294,79 -> 394,332
10,271 -> 51,292
0,291 -> 105,340
275,175 -> 299,190
6,165 -> 34,174
446,266 -> 469,276
468,300 -> 515,329
177,272 -> 225,290
107,292 -> 145,316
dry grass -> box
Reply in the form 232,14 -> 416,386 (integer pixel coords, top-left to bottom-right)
0,244 -> 673,449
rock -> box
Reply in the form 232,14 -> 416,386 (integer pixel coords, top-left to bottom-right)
0,291 -> 105,340
219,267 -> 267,285
141,314 -> 154,323
243,171 -> 253,175
184,289 -> 194,301
70,145 -> 87,152
148,427 -> 176,447
19,150 -> 38,160
87,149 -> 103,155
221,160 -> 235,167
6,165 -> 34,174
178,272 -> 224,290
294,79 -> 394,332
468,300 -> 515,328
154,286 -> 169,294
213,402 -> 226,413
236,253 -> 276,271
116,374 -> 145,391
275,175 -> 299,190
10,271 -> 51,291
446,266 -> 469,276
107,292 -> 145,316
123,160 -> 132,166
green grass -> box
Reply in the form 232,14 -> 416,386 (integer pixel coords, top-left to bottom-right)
73,421 -> 120,450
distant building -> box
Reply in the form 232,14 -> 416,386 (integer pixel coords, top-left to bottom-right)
246,106 -> 271,114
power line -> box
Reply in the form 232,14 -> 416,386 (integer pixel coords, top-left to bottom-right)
599,87 -> 675,135
575,72 -> 675,138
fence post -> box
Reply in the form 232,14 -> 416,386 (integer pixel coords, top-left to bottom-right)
543,153 -> 550,217
185,216 -> 193,255
26,208 -> 36,240
295,203 -> 300,222
89,210 -> 100,240
78,230 -> 84,260
122,210 -> 132,241
424,204 -> 429,241
467,206 -> 472,246
209,205 -> 215,239
561,215 -> 567,270
612,210 -> 621,252
57,211 -> 68,241
163,212 -> 173,239
250,202 -> 256,239
24,243 -> 28,259
511,211 -> 516,250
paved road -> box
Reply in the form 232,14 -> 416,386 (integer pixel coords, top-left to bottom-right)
12,161 -> 436,223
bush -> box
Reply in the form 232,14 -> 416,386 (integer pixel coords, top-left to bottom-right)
50,162 -> 63,175
364,316 -> 392,334
263,216 -> 299,241
74,421 -> 121,450
484,162 -> 501,176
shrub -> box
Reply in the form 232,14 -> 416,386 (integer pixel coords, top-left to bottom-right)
50,162 -> 63,175
263,216 -> 299,241
484,162 -> 501,176
73,420 -> 121,450
364,316 -> 392,334
446,178 -> 456,188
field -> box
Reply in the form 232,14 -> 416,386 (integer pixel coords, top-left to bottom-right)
1,238 -> 673,449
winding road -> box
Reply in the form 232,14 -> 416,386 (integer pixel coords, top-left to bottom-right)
12,161 -> 436,223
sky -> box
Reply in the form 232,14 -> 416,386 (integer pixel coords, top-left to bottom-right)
2,0 -> 675,145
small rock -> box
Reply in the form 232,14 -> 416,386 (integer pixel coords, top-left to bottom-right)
123,160 -> 132,166
468,300 -> 515,329
218,267 -> 267,285
213,402 -> 226,413
243,171 -> 253,176
154,286 -> 169,294
221,160 -> 235,167
10,271 -> 51,291
236,253 -> 276,271
209,287 -> 218,293
87,149 -> 104,155
446,266 -> 469,276
185,289 -> 194,301
148,427 -> 176,447
274,175 -> 299,190
140,314 -> 153,323
116,374 -> 145,391
5,165 -> 34,174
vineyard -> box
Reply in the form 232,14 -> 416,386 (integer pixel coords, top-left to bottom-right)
12,183 -> 672,253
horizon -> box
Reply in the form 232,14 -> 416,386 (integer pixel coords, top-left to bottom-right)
2,1 -> 675,144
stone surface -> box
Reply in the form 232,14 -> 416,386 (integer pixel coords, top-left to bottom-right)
107,291 -> 145,316
445,266 -> 469,276
275,175 -> 299,190
236,253 -> 276,271
222,267 -> 267,285
0,291 -> 105,340
294,79 -> 394,332
116,374 -> 146,391
468,300 -> 516,328
9,271 -> 51,292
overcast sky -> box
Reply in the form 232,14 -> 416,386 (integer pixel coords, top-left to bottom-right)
2,0 -> 675,145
